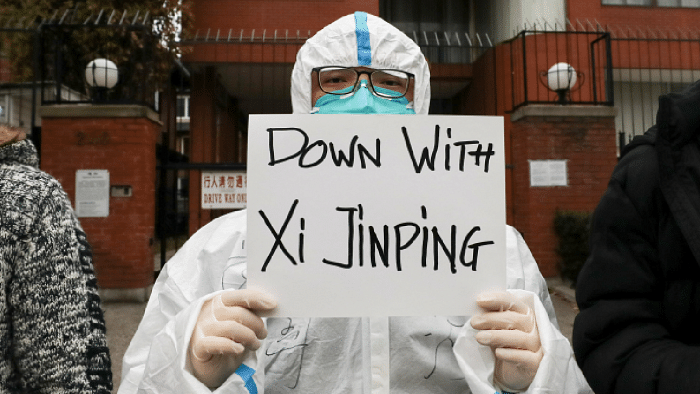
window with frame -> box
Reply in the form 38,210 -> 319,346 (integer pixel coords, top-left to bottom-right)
602,0 -> 700,6
658,0 -> 700,7
380,0 -> 469,33
602,0 -> 651,5
0,95 -> 8,124
380,0 -> 471,64
176,96 -> 190,119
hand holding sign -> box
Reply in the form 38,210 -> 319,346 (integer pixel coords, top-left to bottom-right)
188,289 -> 277,389
470,291 -> 543,392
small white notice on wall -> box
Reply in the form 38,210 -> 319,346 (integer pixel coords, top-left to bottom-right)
75,169 -> 109,217
529,160 -> 568,187
201,171 -> 247,209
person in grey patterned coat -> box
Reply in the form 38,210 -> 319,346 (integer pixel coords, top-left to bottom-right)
0,126 -> 112,393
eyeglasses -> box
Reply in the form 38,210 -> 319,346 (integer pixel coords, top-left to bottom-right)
313,66 -> 414,99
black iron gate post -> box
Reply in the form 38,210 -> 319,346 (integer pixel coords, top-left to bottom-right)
156,162 -> 247,271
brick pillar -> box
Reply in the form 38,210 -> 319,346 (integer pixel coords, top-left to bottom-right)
510,105 -> 617,277
39,105 -> 160,301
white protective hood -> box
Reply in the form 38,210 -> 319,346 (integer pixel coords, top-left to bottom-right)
291,12 -> 431,115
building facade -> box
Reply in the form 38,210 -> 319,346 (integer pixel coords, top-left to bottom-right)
1,0 -> 698,289
176,0 -> 698,277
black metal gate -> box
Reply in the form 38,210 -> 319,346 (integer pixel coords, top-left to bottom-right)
1,9 -> 191,275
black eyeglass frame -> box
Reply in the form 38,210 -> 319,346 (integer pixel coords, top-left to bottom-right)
312,66 -> 415,99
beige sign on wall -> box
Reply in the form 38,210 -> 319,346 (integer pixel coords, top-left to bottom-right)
529,160 -> 568,187
201,171 -> 247,209
75,169 -> 110,217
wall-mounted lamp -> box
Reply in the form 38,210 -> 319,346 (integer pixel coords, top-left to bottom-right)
85,58 -> 118,102
542,62 -> 583,104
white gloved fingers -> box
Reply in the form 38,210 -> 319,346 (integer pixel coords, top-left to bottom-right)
476,291 -> 530,314
199,319 -> 264,351
470,309 -> 533,332
474,329 -> 540,352
493,347 -> 543,392
471,291 -> 544,392
494,357 -> 539,392
188,290 -> 277,389
192,332 -> 246,360
220,288 -> 277,311
495,347 -> 543,365
210,298 -> 268,339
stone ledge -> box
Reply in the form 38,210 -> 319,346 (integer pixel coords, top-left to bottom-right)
99,285 -> 153,303
40,104 -> 161,125
511,105 -> 617,122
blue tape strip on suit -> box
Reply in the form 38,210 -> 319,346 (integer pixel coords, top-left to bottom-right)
354,11 -> 371,66
234,363 -> 258,394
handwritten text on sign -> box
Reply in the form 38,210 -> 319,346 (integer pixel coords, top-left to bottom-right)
247,115 -> 505,317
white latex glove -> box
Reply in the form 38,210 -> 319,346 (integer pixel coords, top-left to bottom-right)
188,289 -> 277,389
470,291 -> 543,392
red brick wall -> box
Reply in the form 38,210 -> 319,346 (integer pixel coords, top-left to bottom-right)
0,57 -> 11,82
455,48 -> 516,223
192,0 -> 379,33
568,0 -> 700,29
184,0 -> 381,64
459,39 -> 619,277
41,111 -> 159,289
510,112 -> 617,277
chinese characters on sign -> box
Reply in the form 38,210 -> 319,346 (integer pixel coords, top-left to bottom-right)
201,172 -> 247,209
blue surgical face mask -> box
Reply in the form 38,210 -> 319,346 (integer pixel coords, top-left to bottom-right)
311,80 -> 416,115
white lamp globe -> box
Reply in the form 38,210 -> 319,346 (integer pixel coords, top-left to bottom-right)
85,59 -> 118,89
547,62 -> 577,91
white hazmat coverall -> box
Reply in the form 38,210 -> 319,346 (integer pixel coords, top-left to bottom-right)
119,12 -> 591,394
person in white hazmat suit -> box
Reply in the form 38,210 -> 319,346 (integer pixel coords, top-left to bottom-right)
119,12 -> 591,394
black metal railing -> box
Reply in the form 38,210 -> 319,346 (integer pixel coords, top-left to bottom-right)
608,27 -> 700,147
176,28 -> 492,115
181,27 -> 492,66
38,11 -> 157,108
0,9 -> 159,111
565,20 -> 700,151
0,20 -> 42,146
501,29 -> 614,112
409,30 -> 492,64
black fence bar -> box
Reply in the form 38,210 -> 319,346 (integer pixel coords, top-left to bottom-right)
504,29 -> 614,112
38,22 -> 156,108
610,34 -> 700,149
155,163 -> 246,269
1,8 -> 159,110
157,162 -> 247,171
180,28 -> 493,66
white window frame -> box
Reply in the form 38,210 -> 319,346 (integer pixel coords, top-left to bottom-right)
176,95 -> 190,120
0,94 -> 9,124
603,0 -> 700,6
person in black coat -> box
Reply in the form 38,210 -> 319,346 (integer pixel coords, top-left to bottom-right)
573,79 -> 700,393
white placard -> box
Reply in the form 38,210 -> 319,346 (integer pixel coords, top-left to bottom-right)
247,114 -> 506,317
201,171 -> 247,209
75,169 -> 109,217
529,160 -> 568,187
